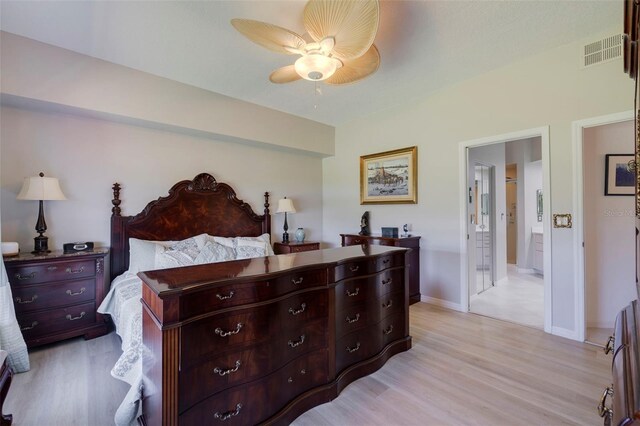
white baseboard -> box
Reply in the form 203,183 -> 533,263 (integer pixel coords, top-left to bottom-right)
420,295 -> 465,312
551,326 -> 581,341
586,321 -> 614,329
516,268 -> 535,274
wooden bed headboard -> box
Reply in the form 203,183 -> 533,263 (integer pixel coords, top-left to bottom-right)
110,173 -> 270,281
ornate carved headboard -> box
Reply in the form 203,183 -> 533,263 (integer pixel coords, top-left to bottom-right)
110,173 -> 270,281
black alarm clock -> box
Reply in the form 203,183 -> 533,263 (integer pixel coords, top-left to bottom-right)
63,242 -> 94,254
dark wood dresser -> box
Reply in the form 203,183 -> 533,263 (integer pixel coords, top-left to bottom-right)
0,350 -> 11,426
273,241 -> 320,254
138,245 -> 411,425
3,249 -> 110,348
599,299 -> 640,425
341,233 -> 421,304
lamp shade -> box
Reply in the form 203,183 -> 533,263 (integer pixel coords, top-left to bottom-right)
17,174 -> 66,201
276,198 -> 296,214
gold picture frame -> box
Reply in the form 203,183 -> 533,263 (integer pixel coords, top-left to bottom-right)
360,146 -> 417,204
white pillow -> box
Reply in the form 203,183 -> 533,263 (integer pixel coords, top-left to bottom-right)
154,237 -> 202,270
235,233 -> 275,256
128,234 -> 209,273
128,238 -> 174,273
195,241 -> 237,264
235,238 -> 267,259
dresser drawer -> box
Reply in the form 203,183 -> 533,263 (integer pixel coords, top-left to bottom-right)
378,311 -> 406,348
289,243 -> 319,253
181,305 -> 274,368
335,278 -> 370,310
373,268 -> 404,299
336,328 -> 376,373
371,291 -> 405,323
342,235 -> 369,246
12,278 -> 96,314
276,290 -> 328,326
17,301 -> 96,339
336,301 -> 370,338
179,350 -> 329,425
179,268 -> 327,321
7,259 -> 96,285
179,343 -> 272,412
335,259 -> 376,281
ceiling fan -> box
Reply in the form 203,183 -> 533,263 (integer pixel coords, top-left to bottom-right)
231,0 -> 380,85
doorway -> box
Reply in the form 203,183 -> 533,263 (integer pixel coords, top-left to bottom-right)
460,126 -> 551,334
573,113 -> 636,344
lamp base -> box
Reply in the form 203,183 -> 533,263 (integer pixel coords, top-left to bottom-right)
282,232 -> 290,244
32,235 -> 50,255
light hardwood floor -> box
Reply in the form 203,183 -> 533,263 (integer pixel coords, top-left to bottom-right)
5,303 -> 610,425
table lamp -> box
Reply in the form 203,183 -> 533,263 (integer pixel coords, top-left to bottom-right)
276,197 -> 296,243
17,172 -> 66,254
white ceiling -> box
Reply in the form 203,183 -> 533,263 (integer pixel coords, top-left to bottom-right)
0,1 -> 621,126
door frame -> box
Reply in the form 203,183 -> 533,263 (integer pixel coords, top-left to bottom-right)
572,110 -> 634,342
459,126 -> 551,333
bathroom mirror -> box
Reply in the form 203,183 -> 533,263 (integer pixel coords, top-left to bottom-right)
536,189 -> 543,222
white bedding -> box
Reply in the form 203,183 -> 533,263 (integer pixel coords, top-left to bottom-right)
98,233 -> 274,426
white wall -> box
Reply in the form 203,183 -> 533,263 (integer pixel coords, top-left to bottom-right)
0,106 -> 324,260
323,28 -> 633,333
583,120 -> 636,328
0,33 -> 329,264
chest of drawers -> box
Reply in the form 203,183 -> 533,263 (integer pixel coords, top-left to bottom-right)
138,245 -> 412,425
4,249 -> 109,348
341,233 -> 421,304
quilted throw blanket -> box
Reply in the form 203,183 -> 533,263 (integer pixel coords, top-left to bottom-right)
98,234 -> 273,426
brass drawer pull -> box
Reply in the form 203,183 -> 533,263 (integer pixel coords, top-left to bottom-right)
216,291 -> 235,301
65,266 -> 85,274
66,312 -> 86,321
382,299 -> 393,309
20,321 -> 38,331
15,294 -> 38,304
47,266 -> 58,271
604,335 -> 614,355
291,277 -> 304,285
213,360 -> 241,377
288,303 -> 306,316
15,272 -> 36,281
215,323 -> 243,337
346,313 -> 360,324
349,265 -> 359,272
288,334 -> 306,348
352,239 -> 363,244
66,288 -> 86,296
346,342 -> 361,353
383,325 -> 394,335
214,403 -> 242,422
382,258 -> 390,264
382,278 -> 392,285
346,288 -> 360,297
597,386 -> 613,418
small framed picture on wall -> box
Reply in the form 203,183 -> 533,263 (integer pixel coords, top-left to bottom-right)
604,154 -> 635,196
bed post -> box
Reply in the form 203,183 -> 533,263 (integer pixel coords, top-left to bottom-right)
264,192 -> 271,235
110,183 -> 126,282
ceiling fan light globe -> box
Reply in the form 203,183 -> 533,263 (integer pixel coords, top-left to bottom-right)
294,54 -> 338,81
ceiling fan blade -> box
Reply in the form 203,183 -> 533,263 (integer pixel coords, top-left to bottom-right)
231,19 -> 306,55
303,0 -> 379,60
324,44 -> 380,85
269,65 -> 302,84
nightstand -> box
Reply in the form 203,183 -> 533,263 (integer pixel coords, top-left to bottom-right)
3,249 -> 109,348
273,241 -> 320,254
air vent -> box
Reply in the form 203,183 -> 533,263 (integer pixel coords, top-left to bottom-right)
583,34 -> 623,68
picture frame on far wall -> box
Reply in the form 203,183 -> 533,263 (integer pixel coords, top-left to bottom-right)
605,154 -> 635,196
360,146 -> 417,204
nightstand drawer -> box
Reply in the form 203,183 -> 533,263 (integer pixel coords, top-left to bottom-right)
7,259 -> 96,285
17,301 -> 96,339
13,277 -> 96,313
289,243 -> 319,253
